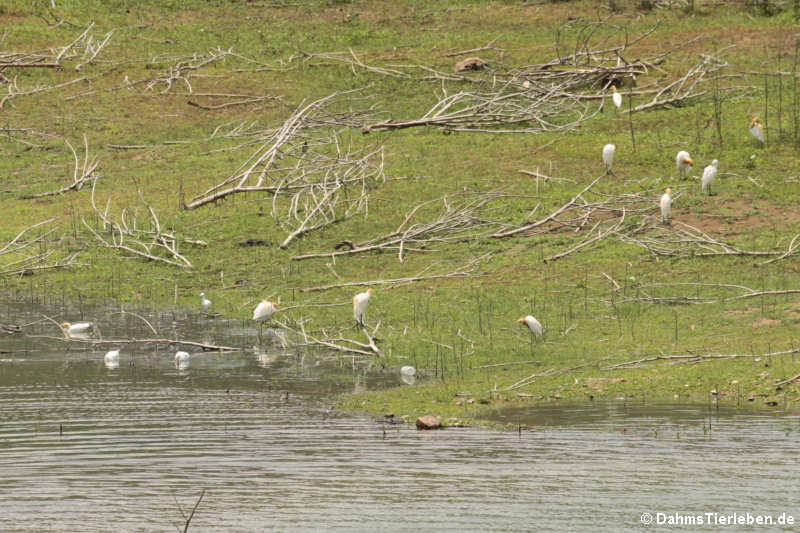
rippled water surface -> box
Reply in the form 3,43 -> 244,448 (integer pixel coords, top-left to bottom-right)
1,298 -> 799,532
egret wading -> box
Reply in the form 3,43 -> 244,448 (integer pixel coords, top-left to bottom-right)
104,349 -> 120,369
660,188 -> 672,224
200,292 -> 212,314
603,144 -> 616,175
701,159 -> 719,196
353,289 -> 373,327
253,300 -> 279,339
174,351 -> 190,369
60,322 -> 94,338
676,151 -> 694,179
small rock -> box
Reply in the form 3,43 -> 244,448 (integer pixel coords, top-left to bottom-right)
466,398 -> 475,404
478,398 -> 490,405
384,413 -> 394,419
453,57 -> 488,72
416,415 -> 441,430
455,400 -> 463,406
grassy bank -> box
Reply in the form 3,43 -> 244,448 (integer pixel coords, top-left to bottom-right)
2,0 -> 800,425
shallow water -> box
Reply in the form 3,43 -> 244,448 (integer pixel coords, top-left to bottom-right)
1,298 -> 799,532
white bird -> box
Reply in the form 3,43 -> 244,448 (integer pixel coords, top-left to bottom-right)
660,188 -> 672,224
516,315 -> 543,336
104,349 -> 120,369
174,351 -> 190,369
200,292 -> 212,313
603,143 -> 616,174
749,115 -> 765,144
60,322 -> 94,337
400,365 -> 416,385
676,151 -> 694,178
611,85 -> 622,109
353,289 -> 373,326
701,159 -> 719,196
253,300 -> 278,321
522,80 -> 531,89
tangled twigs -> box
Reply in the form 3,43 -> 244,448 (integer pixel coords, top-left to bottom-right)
83,177 -> 202,268
628,47 -> 735,113
0,218 -> 80,276
300,253 -> 490,292
605,348 -> 800,370
292,192 -> 507,262
492,175 -> 604,239
616,219 -> 788,260
21,134 -> 99,199
186,88 -> 379,211
362,84 -> 601,134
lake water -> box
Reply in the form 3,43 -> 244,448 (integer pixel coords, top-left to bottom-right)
1,298 -> 798,532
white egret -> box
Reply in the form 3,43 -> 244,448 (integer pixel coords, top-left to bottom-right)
400,365 -> 416,385
104,349 -> 120,369
602,144 -> 616,174
701,159 -> 719,196
174,351 -> 190,369
676,151 -> 694,178
60,322 -> 94,337
660,187 -> 672,224
749,115 -> 765,144
353,288 -> 373,327
611,85 -> 622,109
200,292 -> 212,313
516,315 -> 543,336
253,300 -> 278,321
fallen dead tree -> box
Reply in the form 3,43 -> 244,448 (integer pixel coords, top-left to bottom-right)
83,177 -> 204,268
0,218 -> 79,277
292,192 -> 509,262
299,253 -> 491,292
185,89 -> 380,211
605,347 -> 800,370
21,134 -> 99,199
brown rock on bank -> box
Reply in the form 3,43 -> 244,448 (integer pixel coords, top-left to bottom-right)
416,415 -> 442,430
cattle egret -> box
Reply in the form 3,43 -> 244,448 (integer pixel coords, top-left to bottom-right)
353,289 -> 373,326
174,351 -> 190,369
253,300 -> 278,321
400,365 -> 416,385
522,80 -> 531,89
200,292 -> 212,313
701,159 -> 719,196
611,85 -> 622,109
104,349 -> 120,369
749,115 -> 765,144
603,144 -> 616,174
60,322 -> 94,337
676,151 -> 694,178
516,315 -> 543,336
660,188 -> 672,224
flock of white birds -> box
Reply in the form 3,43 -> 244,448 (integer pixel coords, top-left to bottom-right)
63,91 -> 769,377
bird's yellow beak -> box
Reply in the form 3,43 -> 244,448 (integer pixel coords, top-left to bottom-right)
272,302 -> 279,309
516,317 -> 525,324
686,159 -> 694,166
60,322 -> 70,329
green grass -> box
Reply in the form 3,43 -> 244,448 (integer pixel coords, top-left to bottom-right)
2,0 -> 800,426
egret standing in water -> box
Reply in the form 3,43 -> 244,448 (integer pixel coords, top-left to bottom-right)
353,289 -> 373,327
60,322 -> 94,338
701,159 -> 719,196
749,115 -> 765,144
676,151 -> 694,179
603,144 -> 616,175
200,292 -> 212,314
104,349 -> 120,369
174,351 -> 190,369
611,85 -> 622,109
253,300 -> 278,322
660,188 -> 672,224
